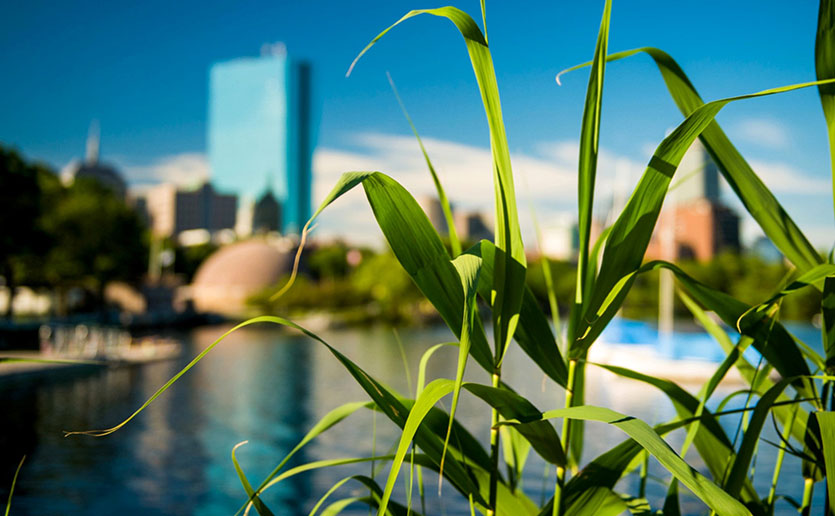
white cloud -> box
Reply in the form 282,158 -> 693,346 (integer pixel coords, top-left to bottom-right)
745,160 -> 831,194
123,153 -> 209,189
310,132 -> 648,246
732,118 -> 790,148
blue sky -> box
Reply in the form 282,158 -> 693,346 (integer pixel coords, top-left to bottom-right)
1,1 -> 832,247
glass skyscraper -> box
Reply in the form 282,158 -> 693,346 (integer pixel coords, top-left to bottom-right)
208,49 -> 313,235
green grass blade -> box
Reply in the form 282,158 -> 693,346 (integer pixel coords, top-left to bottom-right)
308,476 -> 354,516
232,441 -> 275,516
576,78 -> 835,356
724,377 -> 795,497
679,288 -> 812,446
570,0 -> 611,349
64,316 -> 296,437
501,405 -> 752,516
583,260 -> 812,393
241,401 -> 375,513
313,171 -> 494,371
817,0 -> 835,217
319,496 -> 363,516
662,480 -> 682,516
378,378 -> 456,516
438,253 -> 482,481
500,421 -> 532,492
387,72 -> 461,257
349,6 -> 526,362
464,383 -> 566,467
4,455 -> 24,516
815,412 -> 835,515
560,48 -> 824,272
591,362 -> 763,507
416,343 -> 456,395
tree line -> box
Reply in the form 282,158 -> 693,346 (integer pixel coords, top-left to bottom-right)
0,145 -> 147,317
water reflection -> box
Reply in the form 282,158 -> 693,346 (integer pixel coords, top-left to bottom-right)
0,323 -> 824,515
1,326 -> 311,515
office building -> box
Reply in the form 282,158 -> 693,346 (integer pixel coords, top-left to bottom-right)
143,182 -> 237,239
252,186 -> 281,233
208,44 -> 313,235
645,140 -> 740,261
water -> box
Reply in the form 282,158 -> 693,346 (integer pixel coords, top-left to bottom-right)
0,321 -> 824,515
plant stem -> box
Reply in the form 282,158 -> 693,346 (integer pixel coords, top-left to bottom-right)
800,476 -> 814,516
487,370 -> 501,516
553,359 -> 577,516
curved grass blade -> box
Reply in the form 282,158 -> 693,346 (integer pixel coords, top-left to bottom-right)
499,405 -> 752,516
738,264 -> 835,324
315,171 -> 494,372
463,383 -> 566,467
576,78 -> 835,356
817,0 -> 835,214
589,362 -> 763,508
239,401 -> 375,514
581,260 -> 812,398
377,378 -> 455,516
232,441 -> 274,516
439,253 -> 482,480
724,377 -> 795,497
64,317 -> 292,437
319,497 -> 363,516
349,6 -> 525,362
308,476 -> 354,516
678,287 -> 812,446
416,343 -> 456,394
387,72 -> 461,257
4,455 -> 24,516
559,48 -> 825,273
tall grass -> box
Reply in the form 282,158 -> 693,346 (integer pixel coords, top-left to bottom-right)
66,1 -> 835,515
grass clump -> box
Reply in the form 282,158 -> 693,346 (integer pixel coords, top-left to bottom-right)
64,1 -> 835,515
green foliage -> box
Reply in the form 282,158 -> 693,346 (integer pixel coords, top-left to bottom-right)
70,2 -> 835,515
173,241 -> 218,282
41,178 -> 147,293
0,146 -> 147,315
249,249 -> 423,325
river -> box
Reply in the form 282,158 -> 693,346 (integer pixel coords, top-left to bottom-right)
0,321 -> 825,515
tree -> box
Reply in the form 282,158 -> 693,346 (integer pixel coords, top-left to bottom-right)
40,177 -> 148,314
0,146 -> 49,318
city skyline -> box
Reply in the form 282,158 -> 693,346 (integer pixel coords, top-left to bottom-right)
1,1 -> 832,247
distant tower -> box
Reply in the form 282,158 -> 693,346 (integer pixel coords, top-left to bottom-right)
65,121 -> 127,199
671,139 -> 720,205
252,175 -> 281,233
645,139 -> 740,261
85,120 -> 100,165
208,45 -> 314,236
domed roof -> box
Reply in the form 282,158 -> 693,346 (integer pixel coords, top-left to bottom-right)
72,162 -> 126,199
191,239 -> 293,315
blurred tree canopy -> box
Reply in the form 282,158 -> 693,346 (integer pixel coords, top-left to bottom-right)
1,145 -> 148,316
